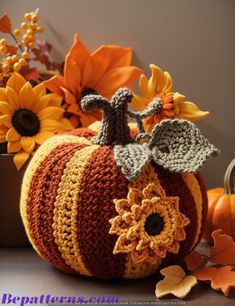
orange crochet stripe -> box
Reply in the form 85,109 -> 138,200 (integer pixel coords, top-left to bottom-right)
52,145 -> 100,276
124,163 -> 162,279
27,143 -> 85,273
181,173 -> 203,251
20,135 -> 90,257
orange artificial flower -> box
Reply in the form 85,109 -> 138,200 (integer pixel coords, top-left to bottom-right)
132,64 -> 209,132
44,34 -> 142,127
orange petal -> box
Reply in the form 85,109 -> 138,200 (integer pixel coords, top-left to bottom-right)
131,94 -> 148,111
67,103 -> 80,115
64,58 -> 81,96
0,101 -> 14,115
61,87 -> 76,105
13,151 -> 30,170
96,66 -> 142,98
0,114 -> 12,128
79,110 -> 102,127
44,75 -> 65,96
106,46 -> 132,68
0,88 -> 6,101
81,58 -> 92,89
89,46 -> 111,87
67,33 -> 90,71
6,72 -> 26,94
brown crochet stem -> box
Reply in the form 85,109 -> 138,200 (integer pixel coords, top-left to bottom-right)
224,158 -> 235,194
80,88 -> 133,145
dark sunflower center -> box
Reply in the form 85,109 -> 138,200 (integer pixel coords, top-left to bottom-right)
144,213 -> 164,236
81,87 -> 98,98
12,108 -> 40,136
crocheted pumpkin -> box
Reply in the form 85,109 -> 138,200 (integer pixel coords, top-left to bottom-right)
20,88 -> 218,279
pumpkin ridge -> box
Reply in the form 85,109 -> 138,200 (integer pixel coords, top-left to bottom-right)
20,135 -> 90,252
77,146 -> 128,279
27,143 -> 86,273
52,145 -> 100,276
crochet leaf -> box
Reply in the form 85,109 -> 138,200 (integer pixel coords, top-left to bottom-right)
149,119 -> 219,173
114,143 -> 151,181
155,265 -> 197,299
210,229 -> 235,265
194,266 -> 235,296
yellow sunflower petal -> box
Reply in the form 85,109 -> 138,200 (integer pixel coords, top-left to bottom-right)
33,83 -> 46,99
176,101 -> 210,121
6,127 -> 20,141
40,119 -> 63,132
6,87 -> 19,109
149,64 -> 167,95
6,72 -> 26,94
59,118 -> 74,130
34,131 -> 54,145
139,74 -> 153,98
131,94 -> 149,111
33,93 -> 62,113
13,151 -> 30,170
0,101 -> 14,115
0,114 -> 12,128
0,88 -> 6,101
20,137 -> 35,153
38,106 -> 64,121
7,140 -> 21,153
18,82 -> 34,109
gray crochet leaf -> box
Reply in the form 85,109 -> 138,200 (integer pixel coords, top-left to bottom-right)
149,119 -> 219,173
114,143 -> 151,181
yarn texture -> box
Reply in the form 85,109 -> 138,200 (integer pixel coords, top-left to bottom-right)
20,88 -> 218,279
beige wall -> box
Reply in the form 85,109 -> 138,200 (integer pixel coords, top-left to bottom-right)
0,0 -> 234,188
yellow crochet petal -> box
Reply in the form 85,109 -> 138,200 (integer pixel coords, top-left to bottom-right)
13,151 -> 30,170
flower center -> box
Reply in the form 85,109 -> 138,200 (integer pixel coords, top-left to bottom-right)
81,87 -> 98,98
12,108 -> 40,136
144,213 -> 164,236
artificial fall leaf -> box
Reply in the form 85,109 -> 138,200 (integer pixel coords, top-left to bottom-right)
194,266 -> 235,296
185,251 -> 206,272
0,14 -> 12,33
20,66 -> 40,82
155,265 -> 197,299
210,229 -> 235,265
7,45 -> 17,55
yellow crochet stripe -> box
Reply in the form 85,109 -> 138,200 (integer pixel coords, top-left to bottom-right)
123,163 -> 162,279
20,135 -> 90,258
52,145 -> 100,276
181,173 -> 203,251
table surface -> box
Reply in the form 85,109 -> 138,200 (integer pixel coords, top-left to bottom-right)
0,243 -> 234,306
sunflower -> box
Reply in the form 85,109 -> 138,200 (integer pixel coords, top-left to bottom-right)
131,64 -> 209,132
0,72 -> 73,170
44,34 -> 143,127
109,183 -> 189,264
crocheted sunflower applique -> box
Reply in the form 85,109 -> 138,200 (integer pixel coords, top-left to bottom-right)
109,183 -> 190,264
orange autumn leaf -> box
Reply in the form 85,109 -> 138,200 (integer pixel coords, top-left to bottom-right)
194,266 -> 235,296
0,14 -> 12,33
210,229 -> 235,265
155,265 -> 197,299
185,251 -> 206,272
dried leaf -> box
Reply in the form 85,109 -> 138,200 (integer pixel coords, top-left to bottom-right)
155,265 -> 197,299
0,14 -> 12,33
185,251 -> 206,272
210,229 -> 235,265
20,66 -> 39,82
7,45 -> 17,55
194,266 -> 235,296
